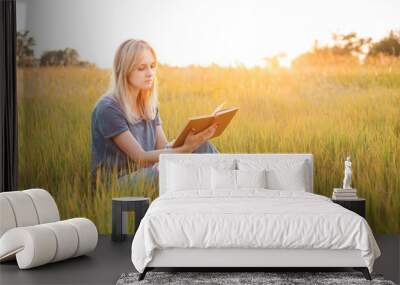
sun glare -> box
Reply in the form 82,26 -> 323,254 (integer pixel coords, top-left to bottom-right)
19,0 -> 400,69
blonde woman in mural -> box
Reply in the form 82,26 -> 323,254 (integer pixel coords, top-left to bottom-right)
91,39 -> 218,188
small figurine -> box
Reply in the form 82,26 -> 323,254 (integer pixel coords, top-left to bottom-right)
342,156 -> 352,189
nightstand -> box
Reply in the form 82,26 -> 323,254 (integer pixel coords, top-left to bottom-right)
332,198 -> 365,218
112,197 -> 150,242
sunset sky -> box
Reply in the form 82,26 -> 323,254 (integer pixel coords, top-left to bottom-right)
17,0 -> 400,68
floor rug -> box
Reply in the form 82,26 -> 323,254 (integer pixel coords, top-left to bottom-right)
116,271 -> 396,285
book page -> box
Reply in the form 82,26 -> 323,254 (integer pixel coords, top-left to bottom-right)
212,101 -> 226,115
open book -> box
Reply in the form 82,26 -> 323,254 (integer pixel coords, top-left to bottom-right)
172,102 -> 239,148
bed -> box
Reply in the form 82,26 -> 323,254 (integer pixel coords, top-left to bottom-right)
131,154 -> 381,281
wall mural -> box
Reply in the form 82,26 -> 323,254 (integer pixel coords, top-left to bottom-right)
16,0 -> 400,234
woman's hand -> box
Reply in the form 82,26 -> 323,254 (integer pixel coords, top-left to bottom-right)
182,123 -> 218,153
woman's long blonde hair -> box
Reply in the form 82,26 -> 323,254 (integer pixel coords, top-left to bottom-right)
108,39 -> 158,124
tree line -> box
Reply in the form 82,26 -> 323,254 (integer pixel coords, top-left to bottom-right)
16,31 -> 95,68
291,30 -> 400,68
17,29 -> 400,68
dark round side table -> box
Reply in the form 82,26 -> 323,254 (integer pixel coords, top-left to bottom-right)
112,197 -> 150,242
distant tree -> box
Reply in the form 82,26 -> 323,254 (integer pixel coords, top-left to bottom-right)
16,34 -> 95,68
16,31 -> 38,67
331,32 -> 372,57
40,50 -> 60,66
64,48 -> 80,65
292,33 -> 371,68
40,48 -> 85,66
292,41 -> 357,68
367,30 -> 400,57
263,52 -> 286,69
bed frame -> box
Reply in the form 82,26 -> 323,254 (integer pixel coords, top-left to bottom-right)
139,154 -> 371,281
141,248 -> 370,280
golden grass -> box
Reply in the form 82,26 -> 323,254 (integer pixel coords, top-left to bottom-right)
17,63 -> 400,234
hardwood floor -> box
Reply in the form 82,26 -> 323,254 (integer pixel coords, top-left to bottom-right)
0,235 -> 398,285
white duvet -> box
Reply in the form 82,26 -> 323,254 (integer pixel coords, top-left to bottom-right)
131,190 -> 380,273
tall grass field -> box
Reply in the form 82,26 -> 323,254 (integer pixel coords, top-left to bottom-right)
17,62 -> 400,234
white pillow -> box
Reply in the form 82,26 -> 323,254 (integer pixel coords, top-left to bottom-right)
212,168 -> 236,190
167,162 -> 212,191
266,163 -> 307,191
236,169 -> 267,188
237,159 -> 308,191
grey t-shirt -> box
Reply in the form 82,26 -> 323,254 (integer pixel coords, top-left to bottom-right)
90,94 -> 161,176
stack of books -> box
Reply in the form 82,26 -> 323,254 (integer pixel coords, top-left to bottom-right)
332,188 -> 358,200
